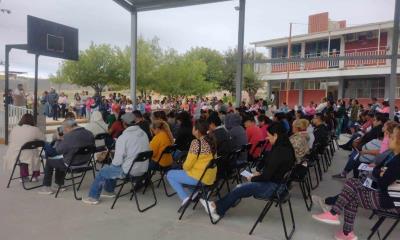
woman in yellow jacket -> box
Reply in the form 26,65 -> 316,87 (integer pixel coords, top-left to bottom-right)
149,120 -> 174,170
167,119 -> 217,206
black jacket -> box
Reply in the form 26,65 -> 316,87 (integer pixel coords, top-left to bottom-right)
210,127 -> 233,175
313,124 -> 329,153
251,138 -> 295,183
175,125 -> 194,151
372,153 -> 400,209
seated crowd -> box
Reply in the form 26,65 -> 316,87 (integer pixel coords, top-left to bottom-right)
4,96 -> 400,240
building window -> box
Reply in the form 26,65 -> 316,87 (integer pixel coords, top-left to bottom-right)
304,79 -> 325,90
271,44 -> 302,58
344,78 -> 385,99
280,80 -> 300,90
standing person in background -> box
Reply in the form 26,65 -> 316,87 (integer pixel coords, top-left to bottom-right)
370,97 -> 381,113
348,99 -> 360,129
80,91 -> 87,119
58,92 -> 67,119
335,99 -> 346,139
40,91 -> 50,117
86,95 -> 94,120
13,84 -> 27,107
48,88 -> 59,121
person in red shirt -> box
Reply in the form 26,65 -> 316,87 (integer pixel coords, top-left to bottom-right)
258,114 -> 272,151
243,114 -> 264,159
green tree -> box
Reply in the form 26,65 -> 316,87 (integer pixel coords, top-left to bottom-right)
185,47 -> 224,85
48,68 -> 66,92
220,48 -> 265,103
57,43 -> 118,95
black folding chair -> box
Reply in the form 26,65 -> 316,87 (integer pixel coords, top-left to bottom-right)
304,150 -> 321,190
54,145 -> 96,200
147,145 -> 177,197
249,170 -> 296,240
6,140 -> 45,190
248,140 -> 266,170
368,210 -> 400,240
110,151 -> 157,212
290,163 -> 313,211
178,157 -> 220,224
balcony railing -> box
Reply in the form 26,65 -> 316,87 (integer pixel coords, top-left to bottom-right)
263,47 -> 388,74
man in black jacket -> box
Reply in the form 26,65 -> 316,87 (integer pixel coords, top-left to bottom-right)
207,112 -> 233,177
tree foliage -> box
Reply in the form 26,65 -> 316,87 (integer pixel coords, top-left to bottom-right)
53,38 -> 266,101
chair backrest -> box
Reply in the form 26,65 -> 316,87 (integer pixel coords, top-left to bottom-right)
127,150 -> 153,175
69,145 -> 96,166
198,157 -> 220,185
20,140 -> 45,150
94,133 -> 110,140
242,143 -> 252,152
158,144 -> 177,163
255,140 -> 267,149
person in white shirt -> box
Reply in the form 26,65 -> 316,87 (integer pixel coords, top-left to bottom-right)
12,84 -> 27,107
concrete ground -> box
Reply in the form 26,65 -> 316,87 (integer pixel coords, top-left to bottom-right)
0,138 -> 399,240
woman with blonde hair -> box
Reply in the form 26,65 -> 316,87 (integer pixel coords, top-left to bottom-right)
290,119 -> 310,164
149,120 -> 174,170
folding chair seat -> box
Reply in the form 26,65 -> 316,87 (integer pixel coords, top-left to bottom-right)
110,151 -> 157,212
368,210 -> 400,240
148,144 -> 177,197
6,140 -> 45,190
54,145 -> 96,200
178,157 -> 220,224
249,170 -> 296,240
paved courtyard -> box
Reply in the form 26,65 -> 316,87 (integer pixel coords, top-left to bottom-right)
0,140 -> 399,240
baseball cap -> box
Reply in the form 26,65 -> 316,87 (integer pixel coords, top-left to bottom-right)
121,112 -> 136,124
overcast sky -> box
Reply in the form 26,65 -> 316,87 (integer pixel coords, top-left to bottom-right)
0,0 -> 395,78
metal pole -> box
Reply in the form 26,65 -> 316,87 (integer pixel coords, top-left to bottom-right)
377,25 -> 381,67
235,0 -> 246,107
130,8 -> 138,110
33,54 -> 39,124
285,22 -> 292,105
327,31 -> 331,69
389,0 -> 400,119
4,45 -> 10,144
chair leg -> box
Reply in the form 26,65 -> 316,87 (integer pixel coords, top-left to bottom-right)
299,180 -> 313,211
249,201 -> 273,235
161,175 -> 176,197
111,181 -> 127,209
279,198 -> 296,240
77,171 -> 87,191
132,180 -> 157,212
382,219 -> 399,240
71,172 -> 81,200
367,216 -> 386,240
6,161 -> 18,188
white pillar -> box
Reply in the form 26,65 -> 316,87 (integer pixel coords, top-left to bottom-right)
385,75 -> 390,99
235,0 -> 246,107
338,78 -> 344,99
339,36 -> 345,69
130,9 -> 138,109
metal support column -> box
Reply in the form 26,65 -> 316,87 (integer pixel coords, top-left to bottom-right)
4,45 -> 10,144
34,54 -> 39,124
338,78 -> 344,99
389,0 -> 400,119
235,0 -> 246,107
298,79 -> 304,107
130,8 -> 138,110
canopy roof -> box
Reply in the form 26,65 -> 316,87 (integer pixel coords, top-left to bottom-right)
114,0 -> 231,12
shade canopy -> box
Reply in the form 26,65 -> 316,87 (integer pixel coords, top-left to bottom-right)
115,0 -> 231,12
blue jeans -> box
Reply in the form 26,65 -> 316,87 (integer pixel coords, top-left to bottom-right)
88,165 -> 124,200
44,142 -> 59,158
215,181 -> 282,216
336,117 -> 344,137
166,170 -> 198,201
343,150 -> 359,174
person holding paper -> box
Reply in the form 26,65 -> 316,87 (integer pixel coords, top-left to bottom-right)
199,122 -> 295,222
312,125 -> 400,240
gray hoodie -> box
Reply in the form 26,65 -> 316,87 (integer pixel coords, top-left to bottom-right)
112,125 -> 150,176
224,113 -> 247,163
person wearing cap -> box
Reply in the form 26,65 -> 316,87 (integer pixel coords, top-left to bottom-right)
38,119 -> 95,194
82,112 -> 150,205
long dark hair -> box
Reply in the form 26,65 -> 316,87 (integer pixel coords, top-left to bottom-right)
18,113 -> 35,126
267,122 -> 293,150
194,119 -> 216,155
176,111 -> 192,128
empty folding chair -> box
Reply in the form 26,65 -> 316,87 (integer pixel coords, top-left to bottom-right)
110,151 -> 157,212
93,133 -> 111,170
368,210 -> 400,240
54,145 -> 96,200
290,163 -> 313,211
249,170 -> 296,240
6,140 -> 45,190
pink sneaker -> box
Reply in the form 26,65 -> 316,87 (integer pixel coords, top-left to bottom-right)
335,231 -> 358,240
312,211 -> 340,225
